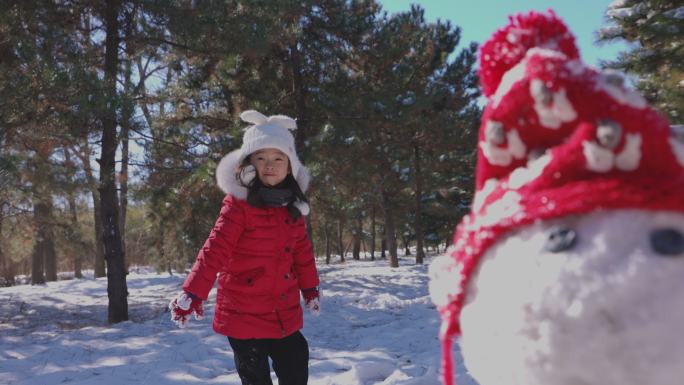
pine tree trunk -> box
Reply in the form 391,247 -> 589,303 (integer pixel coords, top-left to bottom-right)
37,197 -> 57,282
44,235 -> 57,282
31,237 -> 45,285
78,6 -> 105,278
74,254 -> 82,279
289,41 -> 308,156
67,190 -> 83,279
119,13 -> 135,272
324,223 -> 331,265
65,149 -> 83,279
413,145 -> 425,264
381,189 -> 398,267
119,101 -> 129,272
0,212 -> 4,284
343,239 -> 353,257
31,199 -> 53,284
381,237 -> 386,259
78,143 -> 106,277
370,205 -> 375,261
0,135 -> 8,284
100,0 -> 128,324
352,216 -> 361,260
155,219 -> 169,274
93,187 -> 105,277
289,41 -> 316,253
337,219 -> 345,262
0,209 -> 15,286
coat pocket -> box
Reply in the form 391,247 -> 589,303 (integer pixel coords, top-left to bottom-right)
228,267 -> 265,287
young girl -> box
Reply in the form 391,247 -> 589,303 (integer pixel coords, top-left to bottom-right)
169,110 -> 320,385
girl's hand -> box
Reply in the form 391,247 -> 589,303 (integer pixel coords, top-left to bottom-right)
301,287 -> 320,316
169,291 -> 204,328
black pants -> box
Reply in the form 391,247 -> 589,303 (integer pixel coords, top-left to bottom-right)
228,331 -> 309,385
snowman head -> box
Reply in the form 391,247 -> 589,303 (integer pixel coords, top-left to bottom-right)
459,210 -> 684,385
430,10 -> 684,385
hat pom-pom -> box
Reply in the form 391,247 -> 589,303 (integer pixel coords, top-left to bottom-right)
478,10 -> 579,97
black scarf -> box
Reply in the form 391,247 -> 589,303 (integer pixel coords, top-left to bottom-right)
256,186 -> 294,207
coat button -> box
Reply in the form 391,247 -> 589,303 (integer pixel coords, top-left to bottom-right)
284,274 -> 289,279
285,219 -> 289,224
284,247 -> 291,252
280,294 -> 286,300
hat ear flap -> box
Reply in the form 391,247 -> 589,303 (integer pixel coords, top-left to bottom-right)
240,110 -> 268,126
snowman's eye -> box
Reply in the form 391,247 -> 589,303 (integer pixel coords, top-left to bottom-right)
650,228 -> 684,256
543,227 -> 577,253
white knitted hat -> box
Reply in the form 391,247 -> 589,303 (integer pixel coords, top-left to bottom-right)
215,110 -> 311,214
237,110 -> 303,179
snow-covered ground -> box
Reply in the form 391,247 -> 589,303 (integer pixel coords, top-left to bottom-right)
0,256 -> 478,385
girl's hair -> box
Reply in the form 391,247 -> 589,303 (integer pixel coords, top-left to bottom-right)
236,156 -> 308,220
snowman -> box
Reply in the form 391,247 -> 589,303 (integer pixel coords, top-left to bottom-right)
429,11 -> 684,385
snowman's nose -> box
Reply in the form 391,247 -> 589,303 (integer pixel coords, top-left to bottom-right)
650,228 -> 684,256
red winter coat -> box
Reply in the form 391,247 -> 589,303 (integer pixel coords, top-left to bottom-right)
182,195 -> 319,339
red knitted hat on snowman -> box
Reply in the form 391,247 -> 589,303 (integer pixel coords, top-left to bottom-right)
430,10 -> 684,385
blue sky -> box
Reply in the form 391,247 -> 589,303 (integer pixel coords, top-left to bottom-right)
378,0 -> 629,67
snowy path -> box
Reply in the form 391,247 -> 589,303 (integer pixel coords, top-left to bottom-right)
0,258 -> 477,385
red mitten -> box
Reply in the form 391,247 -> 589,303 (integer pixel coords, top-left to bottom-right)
301,287 -> 320,316
168,291 -> 204,328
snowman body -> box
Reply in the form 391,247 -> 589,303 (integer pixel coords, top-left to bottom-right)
460,209 -> 684,385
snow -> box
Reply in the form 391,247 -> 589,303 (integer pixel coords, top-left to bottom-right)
597,25 -> 623,40
0,258 -> 479,385
606,2 -> 648,20
607,0 -> 629,9
664,7 -> 684,20
606,7 -> 638,19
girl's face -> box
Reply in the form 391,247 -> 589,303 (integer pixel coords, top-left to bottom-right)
250,148 -> 290,186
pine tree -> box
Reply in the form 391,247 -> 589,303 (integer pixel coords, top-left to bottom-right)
315,5 -> 480,267
0,147 -> 22,285
598,0 -> 684,122
0,1 -> 102,283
